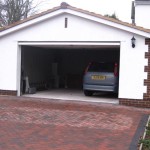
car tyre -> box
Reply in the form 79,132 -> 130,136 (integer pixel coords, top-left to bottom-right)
84,90 -> 93,96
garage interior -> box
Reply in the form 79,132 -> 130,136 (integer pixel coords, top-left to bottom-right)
21,44 -> 120,103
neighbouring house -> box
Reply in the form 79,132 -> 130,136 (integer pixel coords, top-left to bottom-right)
0,2 -> 150,108
132,0 -> 150,28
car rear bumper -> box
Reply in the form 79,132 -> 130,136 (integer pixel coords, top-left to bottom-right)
83,84 -> 118,93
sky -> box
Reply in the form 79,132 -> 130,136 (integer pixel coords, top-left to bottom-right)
36,0 -> 133,23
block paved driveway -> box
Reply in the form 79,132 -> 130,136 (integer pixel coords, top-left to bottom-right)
0,96 -> 150,150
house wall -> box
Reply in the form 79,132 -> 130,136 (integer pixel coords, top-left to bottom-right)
135,5 -> 150,29
0,13 -> 148,99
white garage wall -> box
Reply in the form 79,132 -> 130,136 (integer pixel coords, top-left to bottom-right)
0,13 -> 148,99
0,38 -> 18,90
119,37 -> 148,99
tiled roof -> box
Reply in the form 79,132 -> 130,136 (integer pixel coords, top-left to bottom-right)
0,2 -> 150,33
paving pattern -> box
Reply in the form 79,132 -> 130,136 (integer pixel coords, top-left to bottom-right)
0,96 -> 150,150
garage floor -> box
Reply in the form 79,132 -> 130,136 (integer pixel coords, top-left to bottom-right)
24,89 -> 119,104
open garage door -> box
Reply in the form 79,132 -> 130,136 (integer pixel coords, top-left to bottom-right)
19,42 -> 120,101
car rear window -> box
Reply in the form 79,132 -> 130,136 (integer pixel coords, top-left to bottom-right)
88,62 -> 114,72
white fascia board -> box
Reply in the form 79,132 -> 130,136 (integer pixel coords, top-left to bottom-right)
18,41 -> 120,46
64,9 -> 150,38
0,9 -> 65,37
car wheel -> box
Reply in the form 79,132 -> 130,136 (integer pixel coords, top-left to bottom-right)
84,90 -> 93,96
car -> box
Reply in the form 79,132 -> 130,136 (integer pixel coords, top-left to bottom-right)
83,62 -> 119,96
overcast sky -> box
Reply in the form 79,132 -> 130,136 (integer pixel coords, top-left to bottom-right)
37,0 -> 133,23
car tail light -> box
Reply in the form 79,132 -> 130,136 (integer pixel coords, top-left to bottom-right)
84,62 -> 91,74
114,63 -> 118,77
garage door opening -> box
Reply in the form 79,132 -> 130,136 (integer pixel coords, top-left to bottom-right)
20,44 -> 120,102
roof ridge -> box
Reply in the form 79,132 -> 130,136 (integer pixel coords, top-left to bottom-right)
60,2 -> 70,9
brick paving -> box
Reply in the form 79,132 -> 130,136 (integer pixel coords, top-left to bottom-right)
0,96 -> 150,150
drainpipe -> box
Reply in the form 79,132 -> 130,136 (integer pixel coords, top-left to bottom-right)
131,1 -> 135,25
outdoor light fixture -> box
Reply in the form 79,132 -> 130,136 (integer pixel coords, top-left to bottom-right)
131,36 -> 136,48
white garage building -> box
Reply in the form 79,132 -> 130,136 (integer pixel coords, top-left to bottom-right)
0,2 -> 150,107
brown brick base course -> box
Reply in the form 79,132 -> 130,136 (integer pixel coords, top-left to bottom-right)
0,90 -> 17,96
119,99 -> 150,108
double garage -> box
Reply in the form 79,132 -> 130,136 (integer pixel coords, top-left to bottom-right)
0,3 -> 150,106
20,43 -> 120,100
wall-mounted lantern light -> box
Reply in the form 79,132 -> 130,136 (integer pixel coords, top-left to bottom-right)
131,36 -> 136,48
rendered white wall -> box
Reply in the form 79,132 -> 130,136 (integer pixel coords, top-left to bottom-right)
0,13 -> 148,99
0,38 -> 18,90
119,37 -> 148,99
135,5 -> 150,29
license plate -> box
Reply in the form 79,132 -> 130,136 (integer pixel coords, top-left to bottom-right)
91,75 -> 105,80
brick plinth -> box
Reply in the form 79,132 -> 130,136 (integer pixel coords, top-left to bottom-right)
0,90 -> 17,96
119,38 -> 150,108
119,99 -> 150,108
